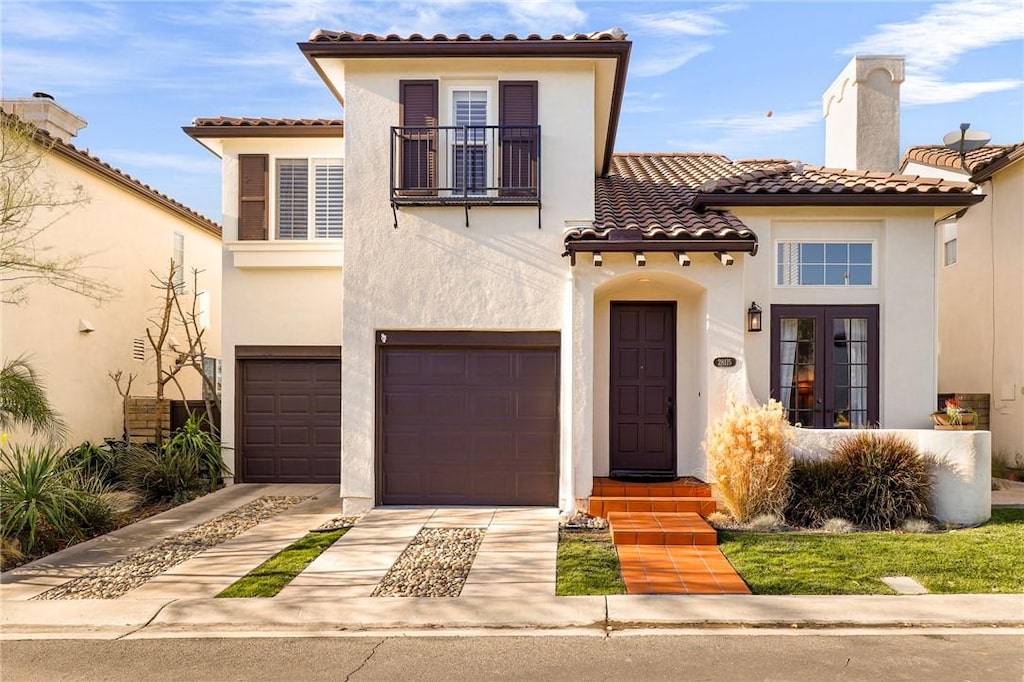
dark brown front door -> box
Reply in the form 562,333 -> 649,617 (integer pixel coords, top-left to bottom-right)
238,359 -> 341,483
610,302 -> 676,475
378,332 -> 559,506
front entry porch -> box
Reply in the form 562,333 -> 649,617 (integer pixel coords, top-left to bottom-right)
589,478 -> 749,595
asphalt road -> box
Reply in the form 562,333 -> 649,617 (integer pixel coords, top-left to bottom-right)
2,631 -> 1022,681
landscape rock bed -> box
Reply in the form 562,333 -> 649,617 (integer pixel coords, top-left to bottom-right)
311,515 -> 362,532
35,496 -> 307,600
371,528 -> 484,597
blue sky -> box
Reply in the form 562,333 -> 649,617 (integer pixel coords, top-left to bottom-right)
2,0 -> 1022,221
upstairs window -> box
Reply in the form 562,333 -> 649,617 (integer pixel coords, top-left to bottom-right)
942,222 -> 958,266
451,89 -> 489,195
777,241 -> 873,287
172,232 -> 185,293
237,154 -> 343,241
276,158 -> 344,240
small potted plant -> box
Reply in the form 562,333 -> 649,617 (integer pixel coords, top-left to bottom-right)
932,398 -> 977,430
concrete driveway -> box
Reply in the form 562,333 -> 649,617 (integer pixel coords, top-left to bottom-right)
0,484 -> 559,601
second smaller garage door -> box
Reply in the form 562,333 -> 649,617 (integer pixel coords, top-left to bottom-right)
238,355 -> 341,484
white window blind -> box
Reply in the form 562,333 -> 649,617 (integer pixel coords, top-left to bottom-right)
277,159 -> 309,239
314,161 -> 344,238
172,232 -> 185,293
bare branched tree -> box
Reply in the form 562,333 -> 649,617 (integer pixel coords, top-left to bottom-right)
108,369 -> 136,441
0,111 -> 118,304
142,259 -> 219,444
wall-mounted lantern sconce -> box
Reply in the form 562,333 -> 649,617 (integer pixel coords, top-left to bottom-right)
634,252 -> 646,267
747,302 -> 763,332
592,252 -> 603,267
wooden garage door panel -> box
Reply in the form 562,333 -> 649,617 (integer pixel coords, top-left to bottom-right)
240,359 -> 340,484
381,345 -> 558,505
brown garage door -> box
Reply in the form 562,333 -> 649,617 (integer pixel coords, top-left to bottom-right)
239,357 -> 341,483
379,332 -> 559,505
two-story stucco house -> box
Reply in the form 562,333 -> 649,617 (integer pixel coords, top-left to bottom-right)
187,31 -> 981,514
902,142 -> 1024,463
2,96 -> 222,446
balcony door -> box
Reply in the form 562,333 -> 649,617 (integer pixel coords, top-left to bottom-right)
451,89 -> 489,195
770,305 -> 879,428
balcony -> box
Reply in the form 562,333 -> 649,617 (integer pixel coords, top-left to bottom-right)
390,125 -> 541,207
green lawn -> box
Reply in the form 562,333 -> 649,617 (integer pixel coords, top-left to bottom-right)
556,528 -> 626,596
217,528 -> 347,598
719,508 -> 1024,595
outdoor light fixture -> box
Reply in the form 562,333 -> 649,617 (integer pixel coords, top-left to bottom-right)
592,252 -> 603,267
716,252 -> 734,266
747,302 -> 763,332
675,252 -> 691,267
634,252 -> 646,267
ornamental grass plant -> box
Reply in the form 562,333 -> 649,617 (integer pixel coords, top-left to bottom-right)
704,399 -> 793,523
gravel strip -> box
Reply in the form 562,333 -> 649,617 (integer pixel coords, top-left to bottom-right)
311,515 -> 361,532
35,496 -> 307,600
371,528 -> 484,598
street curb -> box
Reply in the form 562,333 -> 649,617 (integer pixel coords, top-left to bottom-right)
2,594 -> 1022,638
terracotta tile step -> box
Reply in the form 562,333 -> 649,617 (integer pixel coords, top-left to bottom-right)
616,545 -> 751,595
592,477 -> 712,499
607,511 -> 718,546
588,496 -> 717,517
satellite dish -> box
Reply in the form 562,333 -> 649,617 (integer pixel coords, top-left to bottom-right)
943,122 -> 991,154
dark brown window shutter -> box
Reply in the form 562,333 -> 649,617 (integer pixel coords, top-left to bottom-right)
399,80 -> 438,194
498,81 -> 538,197
238,154 -> 268,240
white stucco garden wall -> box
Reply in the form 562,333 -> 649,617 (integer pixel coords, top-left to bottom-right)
336,58 -> 596,512
1,149 -> 222,446
790,428 -> 992,526
216,138 -> 345,469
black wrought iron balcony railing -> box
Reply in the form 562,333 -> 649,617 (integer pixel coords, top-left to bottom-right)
390,125 -> 541,205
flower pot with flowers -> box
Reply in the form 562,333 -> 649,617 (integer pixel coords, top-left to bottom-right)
932,398 -> 977,430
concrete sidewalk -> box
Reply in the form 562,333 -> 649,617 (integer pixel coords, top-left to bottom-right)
2,594 -> 1022,639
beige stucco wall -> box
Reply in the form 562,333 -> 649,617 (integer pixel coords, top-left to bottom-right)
336,58 -> 596,511
923,159 -> 1024,461
215,137 -> 345,469
1,147 -> 222,446
738,207 -> 940,429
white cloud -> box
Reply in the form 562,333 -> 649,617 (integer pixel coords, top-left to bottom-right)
632,44 -> 712,78
842,0 -> 1024,106
0,2 -> 124,40
499,0 -> 586,28
631,3 -> 742,36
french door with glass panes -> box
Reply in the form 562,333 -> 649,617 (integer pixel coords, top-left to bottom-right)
770,305 -> 879,428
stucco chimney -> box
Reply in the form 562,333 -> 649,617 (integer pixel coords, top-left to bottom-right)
1,93 -> 87,143
822,56 -> 904,172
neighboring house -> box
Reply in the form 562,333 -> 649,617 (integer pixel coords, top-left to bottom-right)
902,143 -> 1024,462
1,96 -> 222,446
186,32 -> 980,514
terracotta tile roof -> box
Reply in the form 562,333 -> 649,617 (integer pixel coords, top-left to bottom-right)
307,29 -> 627,43
570,152 -> 982,252
569,153 -> 756,247
901,144 -> 1019,173
190,117 -> 344,129
692,161 -> 979,207
902,143 -> 1024,181
1,110 -> 220,237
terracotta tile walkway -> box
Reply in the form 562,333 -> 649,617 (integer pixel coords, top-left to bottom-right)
591,478 -> 750,596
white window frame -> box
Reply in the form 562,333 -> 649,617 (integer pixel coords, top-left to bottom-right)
942,222 -> 958,267
774,239 -> 877,288
271,156 -> 344,241
443,82 -> 496,196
